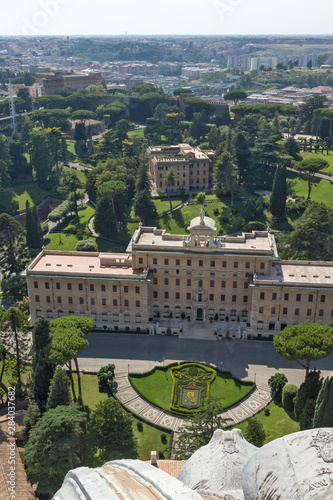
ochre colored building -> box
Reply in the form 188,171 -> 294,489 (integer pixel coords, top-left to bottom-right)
25,212 -> 333,337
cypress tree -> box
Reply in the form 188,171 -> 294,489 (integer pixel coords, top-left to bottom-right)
26,201 -> 43,249
313,376 -> 333,428
270,163 -> 287,217
133,161 -> 156,224
31,318 -> 55,411
46,367 -> 72,410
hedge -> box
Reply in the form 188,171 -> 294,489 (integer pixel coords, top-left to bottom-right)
282,383 -> 298,411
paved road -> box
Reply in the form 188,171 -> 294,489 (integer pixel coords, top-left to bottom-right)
78,333 -> 333,387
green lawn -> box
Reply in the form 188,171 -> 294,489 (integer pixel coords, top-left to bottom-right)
301,152 -> 333,173
73,373 -> 171,465
129,365 -> 254,415
128,128 -> 145,138
286,170 -> 333,207
235,400 -> 300,445
1,177 -> 59,212
45,232 -> 126,253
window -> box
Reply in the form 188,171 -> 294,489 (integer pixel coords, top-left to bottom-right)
57,296 -> 61,304
321,295 -> 326,303
35,295 -> 40,302
153,291 -> 158,298
308,294 -> 313,302
197,279 -> 202,287
260,292 -> 265,300
113,299 -> 117,307
135,286 -> 140,294
244,282 -> 249,289
68,297 -> 73,304
307,309 -> 312,316
176,259 -> 180,266
260,263 -> 265,270
112,285 -> 117,293
90,284 -> 94,292
102,298 -> 106,306
153,258 -> 157,265
271,307 -> 276,314
164,258 -> 169,265
136,300 -> 140,308
46,296 -> 51,303
296,294 -> 301,302
176,279 -> 180,286
231,309 -> 237,318
124,314 -> 130,323
187,259 -> 191,266
139,257 -> 143,264
245,262 -> 250,269
221,280 -> 226,288
124,300 -> 129,307
186,293 -> 191,300
56,283 -> 60,290
210,280 -> 215,288
221,294 -> 225,301
164,292 -> 169,299
164,278 -> 169,286
67,283 -> 72,291
34,281 -> 38,288
222,261 -> 227,268
284,293 -> 289,301
259,306 -> 264,314
199,260 -> 203,267
232,295 -> 237,302
211,260 -> 215,267
187,279 -> 191,286
78,284 -> 83,291
272,292 -> 277,300
175,292 -> 180,300
101,284 -> 106,292
283,307 -> 288,315
257,321 -> 263,330
79,298 -> 84,305
295,308 -> 300,316
319,309 -> 324,317
91,298 -> 95,306
242,310 -> 248,318
269,322 -> 275,331
243,296 -> 248,303
234,262 -> 238,268
209,294 -> 214,301
124,285 -> 128,293
233,281 -> 237,289
153,278 -> 158,285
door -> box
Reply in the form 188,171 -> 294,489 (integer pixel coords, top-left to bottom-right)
196,308 -> 203,320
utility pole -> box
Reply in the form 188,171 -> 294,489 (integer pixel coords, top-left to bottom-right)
8,79 -> 17,132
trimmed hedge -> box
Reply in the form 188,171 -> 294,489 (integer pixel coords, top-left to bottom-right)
282,383 -> 298,411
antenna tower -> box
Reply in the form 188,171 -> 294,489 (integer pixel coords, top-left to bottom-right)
8,80 -> 17,132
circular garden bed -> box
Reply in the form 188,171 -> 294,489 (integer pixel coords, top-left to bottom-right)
129,362 -> 255,416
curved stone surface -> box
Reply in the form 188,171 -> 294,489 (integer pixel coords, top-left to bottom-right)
53,459 -> 203,500
178,429 -> 258,499
242,428 -> 333,500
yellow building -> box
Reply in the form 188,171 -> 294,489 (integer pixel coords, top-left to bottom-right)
25,211 -> 333,338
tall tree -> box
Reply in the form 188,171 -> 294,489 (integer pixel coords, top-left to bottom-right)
234,131 -> 251,183
274,324 -> 333,379
164,167 -> 176,211
29,127 -> 52,184
24,404 -> 85,496
97,180 -> 126,233
46,367 -> 72,410
133,161 -> 156,224
25,201 -> 43,249
293,370 -> 323,429
224,90 -> 247,105
313,376 -> 333,428
270,163 -> 287,217
31,318 -> 55,411
58,170 -> 83,217
213,151 -> 237,206
0,307 -> 30,393
294,157 -> 329,200
0,213 -> 26,274
47,127 -> 68,170
244,417 -> 266,447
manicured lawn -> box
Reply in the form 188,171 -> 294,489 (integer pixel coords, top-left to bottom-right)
286,170 -> 333,207
45,232 -> 126,253
73,373 -> 171,465
1,178 -> 59,212
129,364 -> 254,415
235,400 -> 300,445
128,128 -> 145,138
0,361 -> 32,391
301,152 -> 333,173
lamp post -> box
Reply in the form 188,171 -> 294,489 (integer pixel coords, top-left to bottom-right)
128,364 -> 129,374
254,372 -> 256,385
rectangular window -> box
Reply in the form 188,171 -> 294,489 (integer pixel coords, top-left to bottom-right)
91,298 -> 95,306
244,296 -> 248,303
90,284 -> 94,292
260,292 -> 265,300
187,259 -> 191,266
34,281 -> 38,288
259,306 -> 264,314
124,285 -> 128,293
153,277 -> 158,285
124,300 -> 129,307
187,279 -> 191,286
186,293 -> 191,300
221,280 -> 226,288
321,295 -> 326,303
233,281 -> 237,289
35,295 -> 40,302
222,261 -> 227,268
211,260 -> 215,267
176,259 -> 180,266
283,307 -> 288,315
153,291 -> 158,298
68,297 -> 73,304
260,263 -> 265,270
244,282 -> 249,289
221,294 -> 225,301
319,309 -> 324,317
272,292 -> 277,300
136,300 -> 140,308
153,258 -> 157,265
113,299 -> 117,306
295,308 -> 300,316
209,294 -> 214,301
176,279 -> 180,286
245,262 -> 250,269
164,278 -> 169,286
296,294 -> 301,302
135,286 -> 140,294
307,309 -> 312,316
164,292 -> 169,299
45,282 -> 49,289
57,296 -> 61,304
308,294 -> 313,302
101,284 -> 106,292
67,283 -> 72,291
139,257 -> 143,264
175,292 -> 180,300
78,284 -> 83,291
210,280 -> 214,288
79,297 -> 84,305
232,295 -> 237,302
199,260 -> 203,267
102,298 -> 106,306
164,258 -> 169,265
284,293 -> 289,301
271,306 -> 276,314
113,285 -> 117,293
234,262 -> 238,268
56,283 -> 60,290
46,296 -> 51,303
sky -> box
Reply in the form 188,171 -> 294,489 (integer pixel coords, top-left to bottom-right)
1,0 -> 332,37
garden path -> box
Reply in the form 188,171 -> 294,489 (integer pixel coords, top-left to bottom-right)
112,371 -> 271,432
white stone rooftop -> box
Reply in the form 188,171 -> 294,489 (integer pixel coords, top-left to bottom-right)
255,261 -> 333,286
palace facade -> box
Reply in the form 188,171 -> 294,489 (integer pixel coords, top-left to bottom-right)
25,211 -> 333,338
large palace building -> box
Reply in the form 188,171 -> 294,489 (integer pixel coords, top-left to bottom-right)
25,211 -> 333,338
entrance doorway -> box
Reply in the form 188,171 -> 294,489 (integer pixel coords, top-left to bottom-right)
196,308 -> 203,320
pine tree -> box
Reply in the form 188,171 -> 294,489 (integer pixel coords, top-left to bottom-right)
270,163 -> 287,217
46,367 -> 72,410
245,417 -> 266,447
31,318 -> 55,411
25,202 -> 43,249
313,376 -> 333,428
133,161 -> 156,224
94,196 -> 117,238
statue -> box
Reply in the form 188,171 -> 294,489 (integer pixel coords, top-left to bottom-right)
199,208 -> 205,225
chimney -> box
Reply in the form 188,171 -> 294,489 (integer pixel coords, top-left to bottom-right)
150,451 -> 158,467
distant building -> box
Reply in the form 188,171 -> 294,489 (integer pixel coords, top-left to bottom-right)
36,71 -> 102,95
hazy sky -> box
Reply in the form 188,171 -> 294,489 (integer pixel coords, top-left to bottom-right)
2,0 -> 333,37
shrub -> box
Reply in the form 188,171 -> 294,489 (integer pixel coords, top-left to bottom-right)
166,328 -> 172,336
161,433 -> 167,444
97,364 -> 115,391
264,408 -> 270,416
76,239 -> 98,252
137,421 -> 143,432
244,417 -> 266,447
268,373 -> 288,402
282,383 -> 298,411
